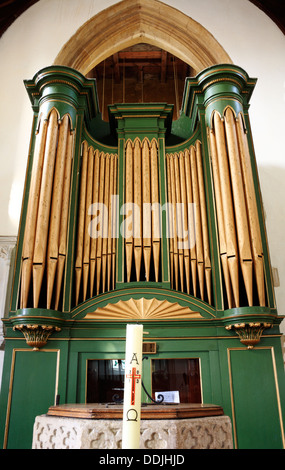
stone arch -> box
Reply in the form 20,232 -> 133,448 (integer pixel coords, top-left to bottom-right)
54,0 -> 232,75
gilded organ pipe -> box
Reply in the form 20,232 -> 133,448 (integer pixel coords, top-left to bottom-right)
174,153 -> 184,292
102,154 -> 110,293
82,147 -> 94,301
224,108 -> 253,306
47,114 -> 70,309
107,154 -> 115,292
190,145 -> 205,301
125,140 -> 133,283
236,113 -> 265,306
196,141 -> 212,305
124,138 -> 161,283
150,139 -> 160,283
20,109 -> 74,311
179,151 -> 190,294
112,155 -> 118,290
166,154 -> 174,288
74,144 -> 118,304
165,143 -> 212,304
90,149 -> 100,297
169,154 -> 179,290
54,129 -> 74,311
184,148 -> 197,297
21,116 -> 48,309
142,139 -> 151,282
209,108 -> 266,308
33,109 -> 59,308
75,141 -> 88,306
209,128 -> 233,308
96,153 -> 105,295
213,111 -> 240,307
133,138 -> 142,281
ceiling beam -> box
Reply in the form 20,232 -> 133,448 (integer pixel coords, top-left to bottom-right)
161,50 -> 167,82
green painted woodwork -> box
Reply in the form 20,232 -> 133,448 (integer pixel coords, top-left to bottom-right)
1,64 -> 285,449
2,348 -> 58,449
24,66 -> 99,129
108,103 -> 173,141
228,348 -> 284,449
9,114 -> 38,313
1,323 -> 285,448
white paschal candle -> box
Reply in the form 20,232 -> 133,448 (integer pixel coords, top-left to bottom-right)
122,323 -> 143,449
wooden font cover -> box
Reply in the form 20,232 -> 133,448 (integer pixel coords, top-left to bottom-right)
47,403 -> 224,420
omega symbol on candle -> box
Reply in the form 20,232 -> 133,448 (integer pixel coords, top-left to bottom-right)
126,408 -> 138,422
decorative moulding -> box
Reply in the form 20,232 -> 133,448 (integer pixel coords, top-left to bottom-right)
13,324 -> 61,350
225,322 -> 272,349
85,297 -> 202,321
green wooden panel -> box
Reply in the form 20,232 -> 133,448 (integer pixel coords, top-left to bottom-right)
229,348 -> 284,449
5,350 -> 58,449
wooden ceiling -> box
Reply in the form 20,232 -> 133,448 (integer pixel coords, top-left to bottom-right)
0,0 -> 284,38
86,44 -> 192,83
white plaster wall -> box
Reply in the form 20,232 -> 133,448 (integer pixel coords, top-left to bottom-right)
0,0 -> 284,330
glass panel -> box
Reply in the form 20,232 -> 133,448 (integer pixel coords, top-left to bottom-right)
151,358 -> 201,403
87,359 -> 125,403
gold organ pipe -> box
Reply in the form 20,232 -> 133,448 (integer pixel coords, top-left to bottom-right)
151,139 -> 160,282
224,108 -> 253,306
90,149 -> 100,297
107,154 -> 115,291
184,148 -> 197,297
54,128 -> 74,310
142,139 -> 151,281
21,116 -> 48,308
196,141 -> 212,304
213,111 -> 239,307
125,140 -> 133,283
102,154 -> 110,293
236,113 -> 265,306
74,146 -> 118,302
209,128 -> 233,308
33,109 -> 59,308
169,154 -> 179,290
166,154 -> 174,288
47,114 -> 69,309
190,145 -> 204,300
174,153 -> 184,292
96,153 -> 105,294
112,155 -> 118,289
179,151 -> 190,294
82,147 -> 94,301
133,138 -> 142,281
75,141 -> 88,306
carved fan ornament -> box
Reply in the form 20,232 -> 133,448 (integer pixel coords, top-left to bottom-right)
85,297 -> 202,320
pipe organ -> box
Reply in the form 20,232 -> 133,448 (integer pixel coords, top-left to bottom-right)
3,63 -> 285,451
8,64 -> 278,345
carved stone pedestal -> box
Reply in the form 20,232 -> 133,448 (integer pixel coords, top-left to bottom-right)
32,404 -> 233,449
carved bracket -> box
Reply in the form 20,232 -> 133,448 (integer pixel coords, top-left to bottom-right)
13,324 -> 61,350
225,322 -> 272,349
